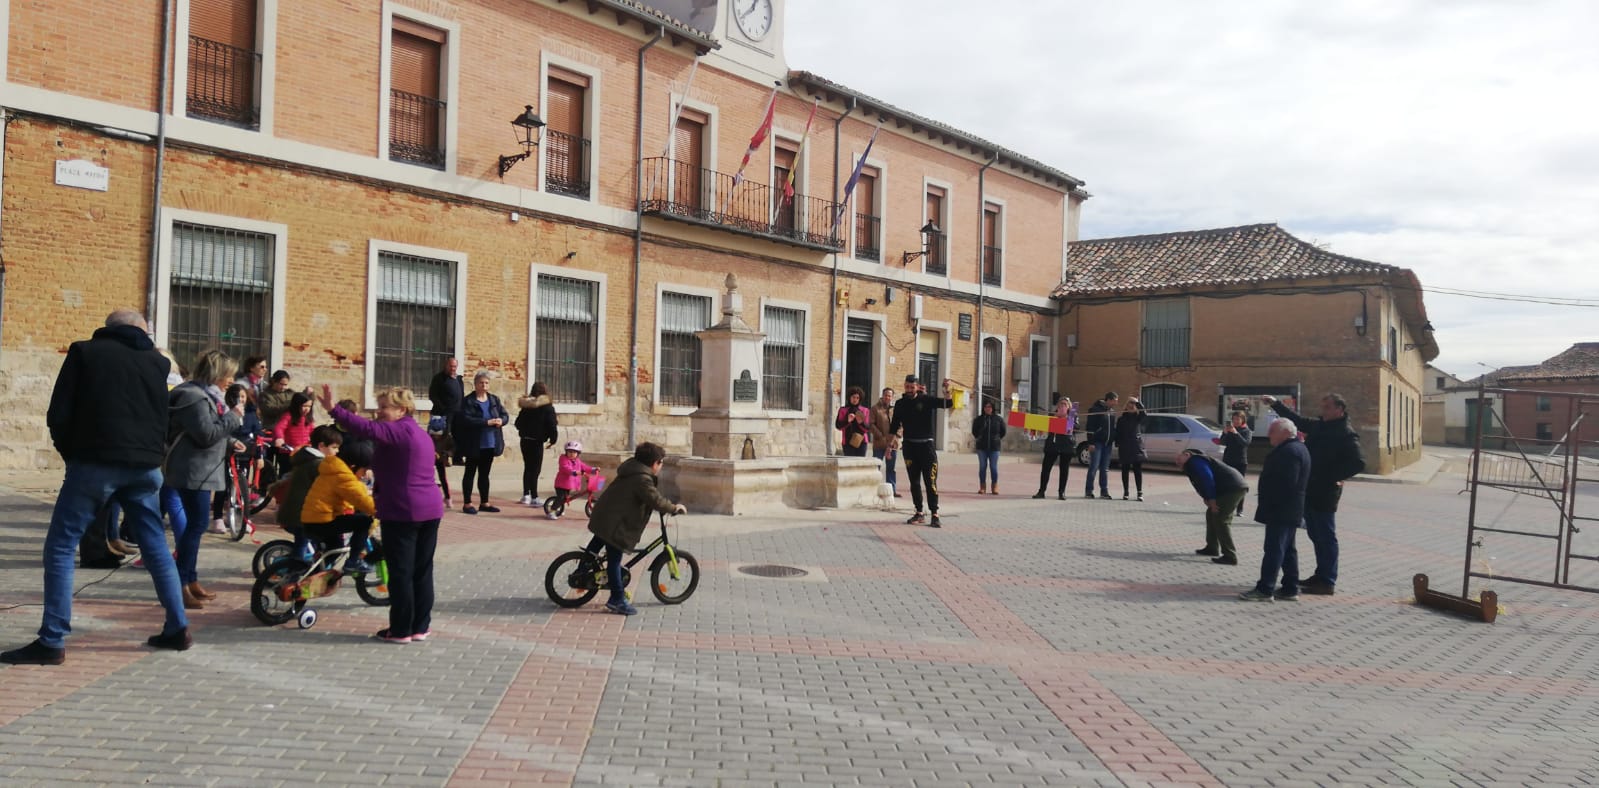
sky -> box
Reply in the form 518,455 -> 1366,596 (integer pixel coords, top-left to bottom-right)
784,0 -> 1599,378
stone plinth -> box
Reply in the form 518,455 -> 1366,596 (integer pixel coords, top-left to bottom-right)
569,452 -> 885,516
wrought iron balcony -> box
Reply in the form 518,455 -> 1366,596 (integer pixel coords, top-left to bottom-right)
854,213 -> 881,262
982,245 -> 1003,286
389,89 -> 447,169
924,233 -> 947,276
639,157 -> 844,251
187,36 -> 260,128
545,130 -> 591,199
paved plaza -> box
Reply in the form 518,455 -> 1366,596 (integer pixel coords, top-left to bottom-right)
3,450 -> 1599,786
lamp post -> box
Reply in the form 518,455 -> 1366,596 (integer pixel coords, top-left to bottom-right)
899,221 -> 941,266
497,105 -> 546,177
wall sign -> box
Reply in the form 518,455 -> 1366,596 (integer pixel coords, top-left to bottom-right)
957,313 -> 973,341
55,160 -> 110,192
732,369 -> 759,403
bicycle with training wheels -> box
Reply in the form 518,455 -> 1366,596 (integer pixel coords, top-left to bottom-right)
251,533 -> 389,628
544,512 -> 699,607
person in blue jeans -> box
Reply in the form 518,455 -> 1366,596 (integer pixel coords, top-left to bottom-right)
1082,392 -> 1119,499
971,400 -> 1006,495
166,350 -> 245,609
1263,393 -> 1365,595
2,310 -> 192,666
584,442 -> 686,616
1241,419 -> 1311,602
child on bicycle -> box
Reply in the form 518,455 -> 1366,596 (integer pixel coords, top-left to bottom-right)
547,440 -> 597,520
277,425 -> 343,562
211,383 -> 265,532
300,439 -> 376,575
585,442 -> 685,616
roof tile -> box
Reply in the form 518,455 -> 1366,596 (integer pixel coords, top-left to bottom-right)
1495,343 -> 1599,382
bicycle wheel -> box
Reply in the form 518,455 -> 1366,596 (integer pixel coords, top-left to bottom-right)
545,550 -> 601,608
584,498 -> 595,518
649,548 -> 700,604
248,461 -> 276,515
225,475 -> 252,542
355,546 -> 391,606
251,558 -> 308,625
252,539 -> 297,578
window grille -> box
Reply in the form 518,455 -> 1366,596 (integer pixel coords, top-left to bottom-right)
981,338 -> 1003,408
169,222 -> 274,369
1140,298 -> 1191,367
536,275 -> 599,403
762,306 -> 805,411
1140,383 -> 1188,414
659,292 -> 711,407
374,252 -> 455,394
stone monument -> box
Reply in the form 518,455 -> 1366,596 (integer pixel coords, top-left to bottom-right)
689,274 -> 770,460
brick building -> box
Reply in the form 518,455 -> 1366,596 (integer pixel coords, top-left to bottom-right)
1051,224 -> 1438,474
1492,343 -> 1599,456
0,0 -> 1087,469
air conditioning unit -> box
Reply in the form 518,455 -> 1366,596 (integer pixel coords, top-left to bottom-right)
910,294 -> 924,320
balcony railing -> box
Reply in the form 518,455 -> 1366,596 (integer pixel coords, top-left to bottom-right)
639,157 -> 844,251
545,130 -> 591,199
982,245 -> 1003,286
389,89 -> 446,169
187,36 -> 260,128
925,233 -> 947,275
854,213 -> 881,262
1140,327 -> 1192,368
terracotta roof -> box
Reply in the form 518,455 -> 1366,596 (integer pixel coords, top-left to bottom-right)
1495,343 -> 1599,382
1055,223 -> 1396,296
786,71 -> 1085,192
1457,365 -> 1538,390
1055,223 -> 1439,362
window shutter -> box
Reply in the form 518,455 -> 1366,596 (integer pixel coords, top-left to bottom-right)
391,28 -> 441,98
172,223 -> 272,289
918,331 -> 940,356
674,116 -> 704,170
764,307 -> 804,345
661,293 -> 711,334
857,170 -> 876,213
845,318 -> 874,343
983,206 -> 999,247
546,75 -> 585,138
538,276 -> 597,322
190,0 -> 256,49
378,254 -> 454,307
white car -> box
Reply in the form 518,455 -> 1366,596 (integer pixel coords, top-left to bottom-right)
1075,413 -> 1228,467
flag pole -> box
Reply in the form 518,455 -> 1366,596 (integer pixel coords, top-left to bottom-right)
772,97 -> 820,226
726,82 -> 781,218
646,56 -> 701,205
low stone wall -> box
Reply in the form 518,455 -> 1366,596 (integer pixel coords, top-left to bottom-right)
576,451 -> 883,516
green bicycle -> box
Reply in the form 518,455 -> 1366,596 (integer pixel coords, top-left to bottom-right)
545,512 -> 700,607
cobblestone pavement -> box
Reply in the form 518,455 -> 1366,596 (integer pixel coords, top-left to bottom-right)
3,453 -> 1598,786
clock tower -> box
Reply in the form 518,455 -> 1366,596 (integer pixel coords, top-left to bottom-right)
708,0 -> 789,83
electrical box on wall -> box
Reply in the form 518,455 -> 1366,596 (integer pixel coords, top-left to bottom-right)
911,294 -> 924,320
1066,334 -> 1078,348
1012,357 -> 1028,382
884,286 -> 896,304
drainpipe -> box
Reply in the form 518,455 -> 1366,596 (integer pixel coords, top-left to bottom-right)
974,150 -> 998,410
824,96 -> 856,455
0,109 -> 9,356
628,25 -> 665,448
147,0 -> 176,333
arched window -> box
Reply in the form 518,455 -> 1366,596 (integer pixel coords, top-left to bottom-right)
1140,383 -> 1187,414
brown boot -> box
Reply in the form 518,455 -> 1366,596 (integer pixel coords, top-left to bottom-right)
978,483 -> 988,495
991,484 -> 999,495
189,581 -> 217,601
181,585 -> 205,610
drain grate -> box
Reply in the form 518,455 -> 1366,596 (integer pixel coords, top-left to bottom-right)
737,564 -> 810,579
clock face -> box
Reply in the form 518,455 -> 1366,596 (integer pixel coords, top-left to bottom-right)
733,0 -> 774,41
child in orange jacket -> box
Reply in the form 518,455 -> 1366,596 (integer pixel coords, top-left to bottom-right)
300,439 -> 377,574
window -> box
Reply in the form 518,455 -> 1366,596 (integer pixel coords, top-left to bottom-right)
924,187 -> 947,275
535,275 -> 600,404
1388,326 -> 1399,364
672,110 -> 707,212
1140,298 -> 1191,367
389,19 -> 446,168
772,142 -> 799,234
1140,383 -> 1188,414
544,67 -> 590,198
659,292 -> 711,407
1536,423 -> 1553,441
1436,376 -> 1446,391
762,306 -> 805,411
1029,338 -> 1049,411
169,222 -> 275,367
187,0 -> 260,128
982,204 -> 1002,286
853,168 -> 880,262
1536,396 -> 1552,412
1143,415 -> 1184,435
981,338 -> 1003,406
1387,384 -> 1394,452
374,251 -> 456,393
917,330 -> 941,391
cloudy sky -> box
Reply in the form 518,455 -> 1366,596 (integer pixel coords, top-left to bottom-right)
785,0 -> 1599,377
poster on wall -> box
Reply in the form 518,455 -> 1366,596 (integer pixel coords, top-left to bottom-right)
1217,386 -> 1301,442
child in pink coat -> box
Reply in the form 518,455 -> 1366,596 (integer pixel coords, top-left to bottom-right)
548,440 -> 597,519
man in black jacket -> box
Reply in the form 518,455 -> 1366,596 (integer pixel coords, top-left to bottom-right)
1218,412 -> 1252,516
1178,450 -> 1249,565
2,310 -> 193,666
1263,393 -> 1365,595
1082,392 -> 1118,499
1241,419 -> 1312,602
889,375 -> 953,527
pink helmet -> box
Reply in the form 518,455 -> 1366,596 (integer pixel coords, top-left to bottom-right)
564,440 -> 583,452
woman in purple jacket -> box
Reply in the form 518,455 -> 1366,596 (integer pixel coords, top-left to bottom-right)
318,384 -> 444,644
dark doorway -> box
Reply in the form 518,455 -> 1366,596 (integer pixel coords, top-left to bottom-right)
845,318 -> 874,397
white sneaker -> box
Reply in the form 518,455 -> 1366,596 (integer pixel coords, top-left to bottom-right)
208,518 -> 228,534
519,495 -> 534,505
545,511 -> 559,520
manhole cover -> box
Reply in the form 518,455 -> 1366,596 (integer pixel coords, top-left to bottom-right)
737,564 -> 810,579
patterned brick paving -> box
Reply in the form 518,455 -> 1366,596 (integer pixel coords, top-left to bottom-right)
3,455 -> 1599,786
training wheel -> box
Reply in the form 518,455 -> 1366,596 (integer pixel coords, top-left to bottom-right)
297,608 -> 318,629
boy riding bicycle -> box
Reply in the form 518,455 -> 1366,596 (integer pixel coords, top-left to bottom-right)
584,442 -> 685,616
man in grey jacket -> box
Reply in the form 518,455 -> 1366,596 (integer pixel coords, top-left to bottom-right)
2,310 -> 194,665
